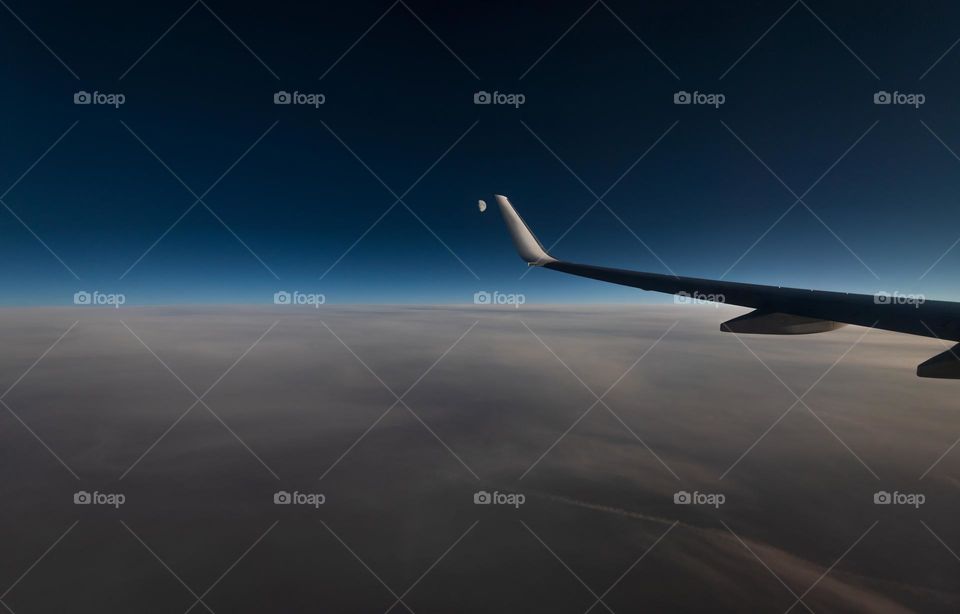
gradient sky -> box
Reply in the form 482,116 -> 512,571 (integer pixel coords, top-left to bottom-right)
3,0 -> 960,304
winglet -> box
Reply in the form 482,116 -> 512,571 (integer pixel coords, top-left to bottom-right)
494,195 -> 557,266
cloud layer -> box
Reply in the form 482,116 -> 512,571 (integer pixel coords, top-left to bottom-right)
0,306 -> 957,612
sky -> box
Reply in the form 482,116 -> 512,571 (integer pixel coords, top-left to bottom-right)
4,1 -> 960,305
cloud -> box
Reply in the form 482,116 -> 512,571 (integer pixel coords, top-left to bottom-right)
0,306 -> 956,611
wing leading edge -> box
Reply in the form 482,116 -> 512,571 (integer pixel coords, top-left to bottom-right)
493,195 -> 960,379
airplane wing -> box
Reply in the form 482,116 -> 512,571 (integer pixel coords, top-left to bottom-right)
493,194 -> 960,379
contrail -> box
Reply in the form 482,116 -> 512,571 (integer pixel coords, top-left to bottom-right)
529,490 -> 681,527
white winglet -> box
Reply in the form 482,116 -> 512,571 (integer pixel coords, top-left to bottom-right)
494,195 -> 556,266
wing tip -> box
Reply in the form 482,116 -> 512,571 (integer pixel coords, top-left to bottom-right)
494,194 -> 556,266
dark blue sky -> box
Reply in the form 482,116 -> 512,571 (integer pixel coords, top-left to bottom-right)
3,0 -> 960,304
